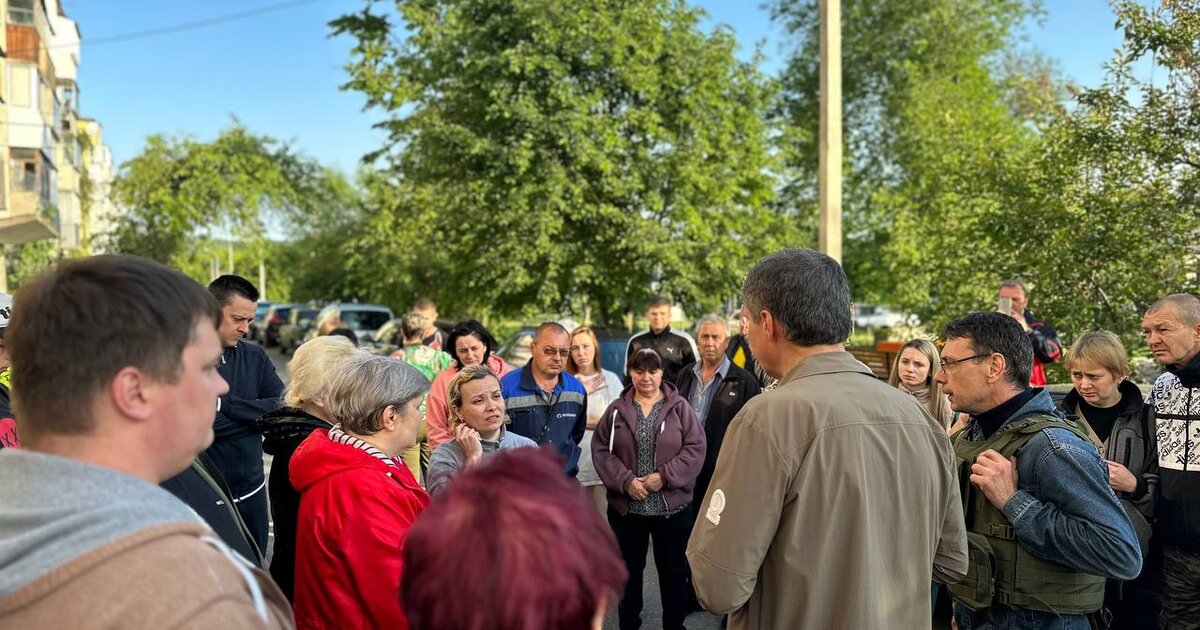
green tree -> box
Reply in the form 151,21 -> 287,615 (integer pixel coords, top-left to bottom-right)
772,0 -> 1047,324
332,0 -> 795,324
106,125 -> 356,290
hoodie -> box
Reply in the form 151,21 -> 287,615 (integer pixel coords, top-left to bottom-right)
0,448 -> 292,628
590,381 -> 706,515
290,430 -> 429,630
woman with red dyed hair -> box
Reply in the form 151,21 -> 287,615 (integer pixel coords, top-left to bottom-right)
402,448 -> 627,629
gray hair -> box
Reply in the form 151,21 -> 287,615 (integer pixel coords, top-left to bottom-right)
695,314 -> 729,337
1000,278 -> 1029,298
1148,294 -> 1200,326
742,248 -> 851,346
325,354 -> 431,435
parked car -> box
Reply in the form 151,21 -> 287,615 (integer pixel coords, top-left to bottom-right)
278,305 -> 323,355
248,301 -> 273,342
315,303 -> 395,345
852,304 -> 913,329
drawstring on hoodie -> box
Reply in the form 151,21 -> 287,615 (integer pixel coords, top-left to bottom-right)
200,535 -> 269,622
609,409 -> 617,453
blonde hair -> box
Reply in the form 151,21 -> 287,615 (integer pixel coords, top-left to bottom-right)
888,338 -> 952,430
285,336 -> 363,408
447,364 -> 507,433
1066,331 -> 1129,379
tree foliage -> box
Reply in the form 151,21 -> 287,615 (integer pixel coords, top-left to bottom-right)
106,125 -> 358,289
332,0 -> 797,324
774,0 -> 1200,355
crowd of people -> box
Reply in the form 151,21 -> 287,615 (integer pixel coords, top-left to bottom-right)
0,249 -> 1195,630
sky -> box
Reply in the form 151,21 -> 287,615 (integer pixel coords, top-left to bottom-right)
64,0 -> 1134,176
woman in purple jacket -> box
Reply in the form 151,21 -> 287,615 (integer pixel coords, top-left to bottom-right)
592,348 -> 706,630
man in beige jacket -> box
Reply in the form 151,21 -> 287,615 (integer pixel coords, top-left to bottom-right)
0,255 -> 292,628
687,248 -> 967,629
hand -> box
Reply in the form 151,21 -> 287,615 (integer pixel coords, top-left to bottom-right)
1010,308 -> 1031,332
626,477 -> 649,501
641,472 -> 664,492
970,449 -> 1019,509
1107,461 -> 1137,493
453,424 -> 483,464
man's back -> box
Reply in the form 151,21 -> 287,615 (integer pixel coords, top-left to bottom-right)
688,352 -> 965,629
0,449 -> 292,628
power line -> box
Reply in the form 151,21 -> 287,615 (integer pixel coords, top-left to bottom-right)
5,0 -> 325,57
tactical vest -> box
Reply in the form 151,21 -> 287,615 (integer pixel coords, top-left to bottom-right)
949,413 -> 1106,615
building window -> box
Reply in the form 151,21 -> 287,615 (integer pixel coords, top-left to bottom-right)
10,65 -> 31,108
11,149 -> 37,193
9,0 -> 34,25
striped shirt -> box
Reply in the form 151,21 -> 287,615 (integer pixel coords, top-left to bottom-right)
328,424 -> 398,468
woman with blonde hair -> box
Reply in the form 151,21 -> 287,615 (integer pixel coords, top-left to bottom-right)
567,326 -> 625,514
888,338 -> 953,430
425,364 -> 536,496
257,335 -> 364,601
1057,330 -> 1157,627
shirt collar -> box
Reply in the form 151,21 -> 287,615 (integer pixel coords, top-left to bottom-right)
694,355 -> 732,382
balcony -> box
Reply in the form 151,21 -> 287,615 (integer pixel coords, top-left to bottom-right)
0,148 -> 59,245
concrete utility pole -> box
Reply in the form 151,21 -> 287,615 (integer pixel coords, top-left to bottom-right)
818,0 -> 843,263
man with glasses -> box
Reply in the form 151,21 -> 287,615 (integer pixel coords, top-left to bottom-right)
688,248 -> 967,629
500,322 -> 587,476
937,311 -> 1141,630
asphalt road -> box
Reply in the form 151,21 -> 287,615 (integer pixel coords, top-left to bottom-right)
263,343 -> 722,629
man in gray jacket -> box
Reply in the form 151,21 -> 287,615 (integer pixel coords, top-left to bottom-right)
687,248 -> 967,629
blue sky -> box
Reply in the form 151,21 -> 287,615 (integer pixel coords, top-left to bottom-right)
65,0 -> 1131,176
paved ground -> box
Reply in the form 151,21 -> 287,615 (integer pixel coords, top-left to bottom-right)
264,343 -> 721,629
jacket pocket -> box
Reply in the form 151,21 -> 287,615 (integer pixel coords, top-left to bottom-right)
951,531 -> 996,611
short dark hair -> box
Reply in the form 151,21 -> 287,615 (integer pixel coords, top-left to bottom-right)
446,320 -> 498,367
627,348 -> 663,373
326,327 -> 359,345
402,448 -> 627,630
942,311 -> 1033,387
646,295 -> 671,310
533,321 -> 569,341
207,274 -> 259,305
10,255 -> 221,439
742,248 -> 851,346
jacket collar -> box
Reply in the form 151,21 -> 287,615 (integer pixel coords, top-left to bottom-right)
777,350 -> 876,386
518,363 -> 564,394
1061,379 -> 1144,417
1168,351 -> 1200,388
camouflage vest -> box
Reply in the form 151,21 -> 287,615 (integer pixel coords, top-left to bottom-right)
949,413 -> 1106,614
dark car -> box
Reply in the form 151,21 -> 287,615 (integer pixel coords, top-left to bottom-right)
248,301 -> 273,342
279,306 -> 323,355
258,304 -> 296,348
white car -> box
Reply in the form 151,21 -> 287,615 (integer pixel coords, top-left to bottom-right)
853,304 -> 912,328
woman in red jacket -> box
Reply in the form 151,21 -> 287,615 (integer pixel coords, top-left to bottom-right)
592,348 -> 706,630
290,354 -> 431,629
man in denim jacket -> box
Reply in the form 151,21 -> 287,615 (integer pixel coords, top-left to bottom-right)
937,312 -> 1141,629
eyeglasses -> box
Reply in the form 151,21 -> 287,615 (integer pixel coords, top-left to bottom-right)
538,345 -> 571,358
938,353 -> 992,371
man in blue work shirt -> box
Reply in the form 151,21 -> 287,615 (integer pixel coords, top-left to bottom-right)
501,322 -> 587,476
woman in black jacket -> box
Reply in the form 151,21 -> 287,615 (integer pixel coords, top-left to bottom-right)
1058,330 -> 1158,629
257,335 -> 363,602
